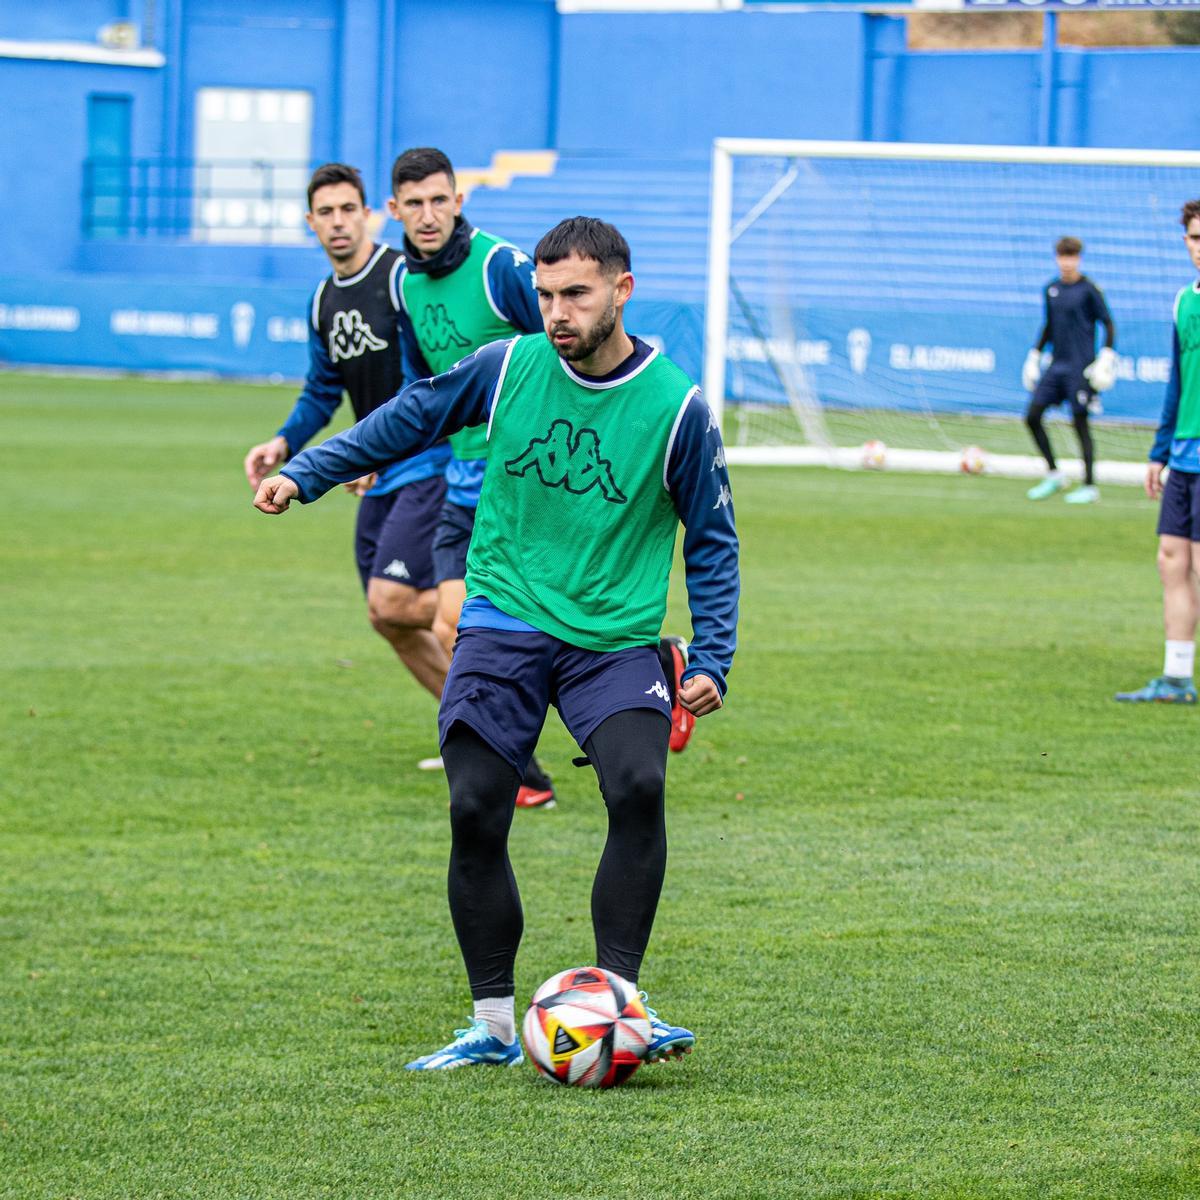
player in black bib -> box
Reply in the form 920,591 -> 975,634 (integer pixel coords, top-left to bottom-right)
244,164 -> 452,738
1022,236 -> 1117,504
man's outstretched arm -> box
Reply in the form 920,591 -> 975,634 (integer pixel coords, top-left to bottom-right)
254,339 -> 513,513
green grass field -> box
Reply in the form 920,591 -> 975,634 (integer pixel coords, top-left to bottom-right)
3,372 -> 1197,1199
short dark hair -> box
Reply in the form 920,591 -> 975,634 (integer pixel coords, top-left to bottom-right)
1055,236 -> 1083,257
534,217 -> 631,275
391,147 -> 455,194
1181,199 -> 1200,228
306,163 -> 365,211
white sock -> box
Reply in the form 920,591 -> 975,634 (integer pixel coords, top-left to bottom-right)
1164,640 -> 1195,680
473,996 -> 515,1043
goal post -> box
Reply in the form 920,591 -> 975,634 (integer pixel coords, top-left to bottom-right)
704,138 -> 1200,482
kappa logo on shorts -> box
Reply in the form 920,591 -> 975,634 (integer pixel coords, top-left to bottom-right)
382,559 -> 410,579
645,680 -> 671,703
418,303 -> 470,355
505,419 -> 627,504
329,310 -> 387,363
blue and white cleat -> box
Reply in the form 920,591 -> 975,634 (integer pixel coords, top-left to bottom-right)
1114,675 -> 1197,704
404,1018 -> 524,1071
639,993 -> 695,1063
1065,484 -> 1100,505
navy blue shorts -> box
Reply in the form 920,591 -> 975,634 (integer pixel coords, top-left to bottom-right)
354,473 -> 447,592
1157,467 -> 1200,541
432,500 -> 476,585
1031,361 -> 1093,415
437,627 -> 673,775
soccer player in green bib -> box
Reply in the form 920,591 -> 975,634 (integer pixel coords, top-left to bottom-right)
386,147 -> 557,805
1116,199 -> 1200,704
254,217 -> 739,1070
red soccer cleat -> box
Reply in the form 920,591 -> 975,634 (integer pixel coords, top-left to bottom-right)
658,635 -> 695,753
516,756 -> 556,808
516,785 -> 556,809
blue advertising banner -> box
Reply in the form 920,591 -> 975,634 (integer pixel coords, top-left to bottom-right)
0,279 -> 705,388
0,274 -> 312,379
721,302 -> 1173,426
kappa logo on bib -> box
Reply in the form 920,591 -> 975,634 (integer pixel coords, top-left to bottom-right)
329,310 -> 387,363
419,303 -> 471,355
505,418 -> 627,504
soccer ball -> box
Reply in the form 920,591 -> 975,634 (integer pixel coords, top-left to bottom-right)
522,966 -> 652,1088
959,445 -> 987,475
861,439 -> 887,470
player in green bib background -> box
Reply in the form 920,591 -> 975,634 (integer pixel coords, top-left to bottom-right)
387,147 -> 556,805
255,217 -> 739,1072
1117,199 -> 1200,705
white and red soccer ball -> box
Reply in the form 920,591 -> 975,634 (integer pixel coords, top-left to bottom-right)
861,439 -> 887,470
959,445 -> 988,475
522,966 -> 651,1088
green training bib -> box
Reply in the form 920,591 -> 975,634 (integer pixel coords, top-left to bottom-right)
468,335 -> 697,651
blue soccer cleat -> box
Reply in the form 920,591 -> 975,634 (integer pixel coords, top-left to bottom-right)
639,993 -> 695,1062
404,1018 -> 524,1071
1114,675 -> 1197,704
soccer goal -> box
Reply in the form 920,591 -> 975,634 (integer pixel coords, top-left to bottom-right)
704,139 -> 1200,482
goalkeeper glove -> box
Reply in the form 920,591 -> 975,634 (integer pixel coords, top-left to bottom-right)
1022,348 -> 1043,393
1083,346 -> 1117,392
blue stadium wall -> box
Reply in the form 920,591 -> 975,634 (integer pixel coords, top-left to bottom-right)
1,0 -> 1198,394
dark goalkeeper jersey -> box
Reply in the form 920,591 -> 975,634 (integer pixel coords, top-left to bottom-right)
1037,275 -> 1115,369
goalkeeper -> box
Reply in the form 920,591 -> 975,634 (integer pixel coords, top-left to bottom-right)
1022,236 -> 1116,504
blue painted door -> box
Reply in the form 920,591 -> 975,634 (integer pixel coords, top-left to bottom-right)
87,93 -> 132,237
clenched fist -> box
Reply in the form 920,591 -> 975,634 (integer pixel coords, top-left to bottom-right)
254,475 -> 300,514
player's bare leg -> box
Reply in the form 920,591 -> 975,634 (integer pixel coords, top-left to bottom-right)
367,578 -> 449,699
1161,535 -> 1199,642
433,578 -> 467,659
1116,534 -> 1198,703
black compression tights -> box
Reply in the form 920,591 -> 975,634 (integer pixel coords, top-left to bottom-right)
1026,400 -> 1095,485
442,710 -> 670,999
